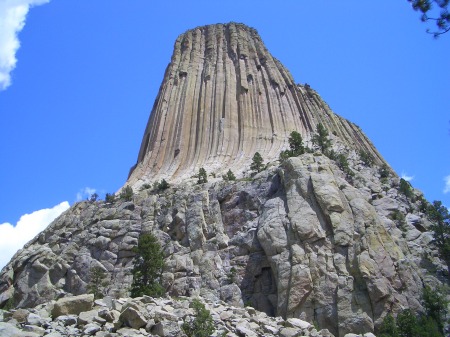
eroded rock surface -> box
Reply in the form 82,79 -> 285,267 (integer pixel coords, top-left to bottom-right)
1,153 -> 445,336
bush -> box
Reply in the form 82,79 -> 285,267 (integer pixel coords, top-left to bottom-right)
197,168 -> 208,184
182,299 -> 215,337
87,266 -> 109,299
399,178 -> 414,199
422,285 -> 449,334
157,179 -> 170,191
359,150 -> 374,167
336,154 -> 354,180
250,152 -> 264,173
379,164 -> 390,178
130,233 -> 165,298
105,193 -> 116,203
222,169 -> 236,181
89,193 -> 99,202
119,185 -> 134,201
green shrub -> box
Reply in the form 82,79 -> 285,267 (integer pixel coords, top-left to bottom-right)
426,201 -> 450,268
89,193 -> 99,202
119,185 -> 134,201
399,178 -> 414,199
130,233 -> 165,298
223,169 -> 236,181
87,266 -> 109,299
250,152 -> 264,173
157,179 -> 170,191
336,154 -> 354,180
359,150 -> 374,167
105,193 -> 116,203
197,168 -> 208,184
379,164 -> 390,178
422,285 -> 449,334
140,183 -> 152,191
182,299 -> 215,337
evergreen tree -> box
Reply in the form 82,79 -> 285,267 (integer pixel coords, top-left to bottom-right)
158,179 -> 170,191
427,200 -> 450,271
288,131 -> 305,156
182,299 -> 215,337
422,285 -> 449,334
119,185 -> 134,201
197,168 -> 208,184
87,266 -> 109,299
312,123 -> 331,154
105,193 -> 116,203
130,233 -> 165,298
250,152 -> 264,173
223,169 -> 236,181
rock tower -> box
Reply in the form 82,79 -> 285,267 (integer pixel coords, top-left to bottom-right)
127,23 -> 382,187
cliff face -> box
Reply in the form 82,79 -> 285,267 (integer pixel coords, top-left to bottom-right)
127,23 -> 383,188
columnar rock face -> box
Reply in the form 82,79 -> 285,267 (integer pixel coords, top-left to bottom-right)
127,23 -> 382,187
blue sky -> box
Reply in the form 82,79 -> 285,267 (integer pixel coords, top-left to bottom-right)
0,1 -> 449,267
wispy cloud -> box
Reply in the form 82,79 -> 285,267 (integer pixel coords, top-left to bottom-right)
401,172 -> 414,182
444,175 -> 450,194
76,187 -> 97,201
0,201 -> 69,270
0,0 -> 50,90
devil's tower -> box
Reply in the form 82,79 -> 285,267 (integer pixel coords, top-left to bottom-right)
127,23 -> 381,187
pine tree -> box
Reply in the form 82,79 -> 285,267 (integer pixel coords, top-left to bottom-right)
119,185 -> 134,201
130,233 -> 165,298
223,169 -> 236,181
250,152 -> 264,173
87,266 -> 109,299
197,168 -> 208,184
312,123 -> 331,154
288,131 -> 305,156
182,299 -> 215,337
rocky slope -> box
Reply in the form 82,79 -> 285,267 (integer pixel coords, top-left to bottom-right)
0,153 -> 446,336
127,23 -> 383,188
1,293 -> 351,337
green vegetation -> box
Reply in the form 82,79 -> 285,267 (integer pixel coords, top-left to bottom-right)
399,178 -> 414,200
105,193 -> 116,203
408,0 -> 450,37
89,193 -> 99,202
250,152 -> 264,173
378,285 -> 448,337
312,123 -> 331,154
87,266 -> 109,299
336,153 -> 354,180
130,233 -> 165,298
359,150 -> 374,167
426,200 -> 450,272
279,131 -> 306,160
222,169 -> 236,181
379,164 -> 390,179
197,168 -> 208,184
119,185 -> 134,201
182,299 -> 215,337
153,179 -> 169,191
140,183 -> 152,191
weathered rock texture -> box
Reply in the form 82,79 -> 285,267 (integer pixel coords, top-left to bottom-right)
127,23 -> 383,188
0,153 -> 446,336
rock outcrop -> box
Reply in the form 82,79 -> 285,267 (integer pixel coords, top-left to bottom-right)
0,153 -> 446,336
127,23 -> 383,188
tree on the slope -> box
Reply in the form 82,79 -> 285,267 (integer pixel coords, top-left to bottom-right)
312,123 -> 331,154
197,168 -> 208,184
130,233 -> 165,298
119,185 -> 134,201
279,131 -> 306,160
87,266 -> 109,299
427,200 -> 450,273
222,169 -> 236,181
182,299 -> 215,337
408,0 -> 450,37
250,152 -> 264,173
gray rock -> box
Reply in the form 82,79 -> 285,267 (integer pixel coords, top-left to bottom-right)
119,306 -> 147,329
51,294 -> 94,318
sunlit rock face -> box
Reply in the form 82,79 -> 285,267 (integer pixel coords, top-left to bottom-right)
127,23 -> 382,188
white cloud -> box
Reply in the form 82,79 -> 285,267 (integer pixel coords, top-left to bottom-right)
0,201 -> 69,270
401,172 -> 414,182
76,187 -> 97,201
444,175 -> 450,194
0,0 -> 50,90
